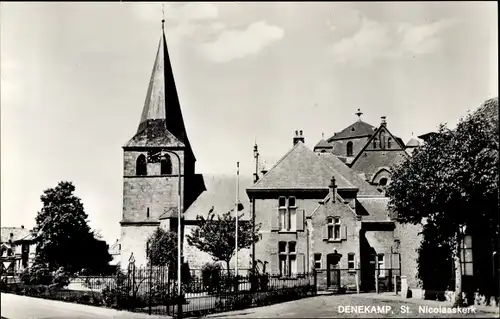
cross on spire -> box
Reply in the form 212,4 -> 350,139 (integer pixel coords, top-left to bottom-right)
322,132 -> 325,139
161,4 -> 165,30
355,108 -> 363,121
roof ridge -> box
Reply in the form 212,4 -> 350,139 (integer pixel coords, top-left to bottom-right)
252,141 -> 304,188
316,154 -> 356,189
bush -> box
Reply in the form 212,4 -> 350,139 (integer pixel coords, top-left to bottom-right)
201,263 -> 222,293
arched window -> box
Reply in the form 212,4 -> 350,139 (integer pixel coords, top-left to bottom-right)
161,154 -> 172,175
136,154 -> 147,176
379,178 -> 388,186
346,142 -> 353,157
387,137 -> 392,148
373,138 -> 378,148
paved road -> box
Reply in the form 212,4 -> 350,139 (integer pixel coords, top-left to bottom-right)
204,293 -> 499,318
0,293 -> 167,319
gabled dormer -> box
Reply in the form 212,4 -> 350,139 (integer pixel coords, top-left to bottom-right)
350,116 -> 409,187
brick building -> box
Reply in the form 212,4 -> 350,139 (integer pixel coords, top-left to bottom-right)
247,130 -> 421,291
119,22 -> 422,290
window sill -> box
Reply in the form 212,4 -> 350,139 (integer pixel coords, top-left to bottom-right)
278,230 -> 297,234
324,238 -> 343,243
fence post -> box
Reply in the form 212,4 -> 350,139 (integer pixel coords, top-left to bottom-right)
355,269 -> 360,294
394,274 -> 397,294
375,267 -> 379,294
313,269 -> 317,293
148,264 -> 152,315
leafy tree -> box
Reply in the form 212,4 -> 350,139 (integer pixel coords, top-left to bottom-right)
34,181 -> 112,274
386,98 -> 499,306
146,227 -> 178,267
186,209 -> 261,275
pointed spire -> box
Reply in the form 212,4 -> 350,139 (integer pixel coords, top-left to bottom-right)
136,17 -> 190,146
355,108 -> 363,121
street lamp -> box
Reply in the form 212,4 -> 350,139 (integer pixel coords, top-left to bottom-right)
148,149 -> 183,318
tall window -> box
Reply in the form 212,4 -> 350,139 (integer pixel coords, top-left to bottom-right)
314,253 -> 322,269
278,196 -> 297,231
279,241 -> 297,277
387,137 -> 392,148
461,235 -> 473,276
161,154 -> 172,175
327,217 -> 341,240
378,254 -> 385,277
348,253 -> 355,271
147,207 -> 150,219
136,154 -> 147,176
346,141 -> 353,157
373,138 -> 378,148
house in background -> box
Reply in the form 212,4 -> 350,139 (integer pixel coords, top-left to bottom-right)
1,226 -> 37,275
247,133 -> 421,292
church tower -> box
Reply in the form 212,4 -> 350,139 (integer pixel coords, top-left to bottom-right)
120,21 -> 201,267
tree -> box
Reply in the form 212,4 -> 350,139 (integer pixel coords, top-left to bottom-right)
146,227 -> 178,267
186,209 -> 261,275
386,98 -> 499,306
34,181 -> 112,274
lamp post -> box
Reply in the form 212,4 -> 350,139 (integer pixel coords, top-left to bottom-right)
235,162 -> 240,280
148,149 -> 182,318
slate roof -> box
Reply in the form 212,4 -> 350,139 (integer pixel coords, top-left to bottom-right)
357,197 -> 391,221
327,120 -> 376,141
405,137 -> 421,148
317,153 -> 382,196
183,174 -> 254,220
124,27 -> 194,159
1,227 -> 30,243
247,142 -> 355,191
314,139 -> 333,150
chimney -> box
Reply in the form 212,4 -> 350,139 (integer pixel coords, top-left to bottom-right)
293,130 -> 305,145
329,176 -> 337,202
21,225 -> 24,229
381,116 -> 387,127
260,161 -> 268,175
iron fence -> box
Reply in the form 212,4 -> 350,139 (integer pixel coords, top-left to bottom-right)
313,268 -> 401,294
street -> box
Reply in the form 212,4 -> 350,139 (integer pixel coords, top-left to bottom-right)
0,293 -> 166,319
1,292 -> 498,319
205,293 -> 499,318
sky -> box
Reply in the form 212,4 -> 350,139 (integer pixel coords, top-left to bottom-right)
1,2 -> 498,244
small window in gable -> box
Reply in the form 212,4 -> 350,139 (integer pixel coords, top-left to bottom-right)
379,178 -> 388,186
387,137 -> 392,148
327,217 -> 341,240
346,141 -> 353,157
373,138 -> 378,148
136,154 -> 147,176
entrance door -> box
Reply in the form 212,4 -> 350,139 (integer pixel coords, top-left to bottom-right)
326,253 -> 341,291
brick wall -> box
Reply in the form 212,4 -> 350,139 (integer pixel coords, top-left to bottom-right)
331,137 -> 370,158
397,222 -> 422,288
253,196 -> 314,274
183,224 -> 251,270
120,224 -> 157,267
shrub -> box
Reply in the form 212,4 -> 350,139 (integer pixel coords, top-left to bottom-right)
201,262 -> 222,293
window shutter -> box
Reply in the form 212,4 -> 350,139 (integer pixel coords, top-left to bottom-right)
270,253 -> 279,275
297,253 -> 305,274
296,209 -> 304,231
271,209 -> 279,231
322,224 -> 328,240
341,225 -> 347,240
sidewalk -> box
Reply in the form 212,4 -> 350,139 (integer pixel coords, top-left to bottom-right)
359,292 -> 500,315
1,293 -> 171,319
